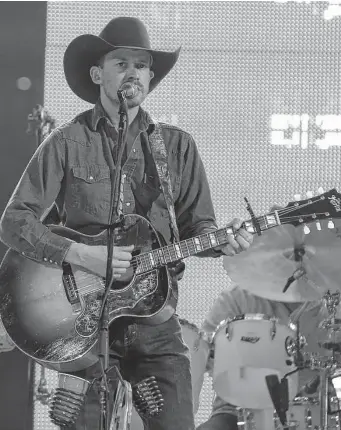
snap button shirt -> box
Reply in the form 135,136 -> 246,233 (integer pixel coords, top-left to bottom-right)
0,101 -> 218,272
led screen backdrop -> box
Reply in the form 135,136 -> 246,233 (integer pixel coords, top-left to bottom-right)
33,1 -> 341,428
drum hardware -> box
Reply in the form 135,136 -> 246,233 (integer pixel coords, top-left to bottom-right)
237,397 -> 340,430
34,364 -> 55,406
237,407 -> 254,430
212,314 -> 299,410
284,289 -> 341,429
285,334 -> 307,359
271,317 -> 277,340
219,213 -> 341,428
319,292 -> 341,335
320,368 -> 331,430
237,408 -> 298,430
218,314 -> 280,342
223,218 -> 341,303
110,378 -> 133,430
218,298 -> 341,429
322,292 -> 341,316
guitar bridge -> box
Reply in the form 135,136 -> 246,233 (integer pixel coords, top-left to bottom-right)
62,263 -> 81,313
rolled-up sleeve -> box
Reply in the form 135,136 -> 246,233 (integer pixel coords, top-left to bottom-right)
0,130 -> 72,265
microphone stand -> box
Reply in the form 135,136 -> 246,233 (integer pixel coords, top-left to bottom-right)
98,91 -> 129,430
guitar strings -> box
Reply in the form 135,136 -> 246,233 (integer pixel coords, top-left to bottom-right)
65,202 -> 327,294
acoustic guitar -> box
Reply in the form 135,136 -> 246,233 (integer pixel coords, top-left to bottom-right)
0,190 -> 340,372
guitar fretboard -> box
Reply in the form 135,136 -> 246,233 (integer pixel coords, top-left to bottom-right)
134,212 -> 279,274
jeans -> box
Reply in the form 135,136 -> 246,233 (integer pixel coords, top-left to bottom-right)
68,315 -> 195,430
196,413 -> 238,430
196,395 -> 238,430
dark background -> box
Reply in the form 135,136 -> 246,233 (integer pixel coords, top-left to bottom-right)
0,2 -> 47,429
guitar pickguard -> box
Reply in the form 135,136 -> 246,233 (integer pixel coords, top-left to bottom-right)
74,294 -> 102,337
74,270 -> 161,337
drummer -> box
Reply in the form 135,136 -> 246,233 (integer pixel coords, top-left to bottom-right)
196,282 -> 326,430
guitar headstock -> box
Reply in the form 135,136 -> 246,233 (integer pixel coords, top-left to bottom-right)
277,188 -> 341,229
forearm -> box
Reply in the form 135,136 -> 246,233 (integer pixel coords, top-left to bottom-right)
0,204 -> 72,266
64,242 -> 89,266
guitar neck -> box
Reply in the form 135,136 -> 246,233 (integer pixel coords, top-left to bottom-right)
135,212 -> 279,274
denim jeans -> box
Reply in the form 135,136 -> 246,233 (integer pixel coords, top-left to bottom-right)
196,395 -> 238,430
196,413 -> 238,430
68,315 -> 195,430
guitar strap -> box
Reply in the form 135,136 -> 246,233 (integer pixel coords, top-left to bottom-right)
148,120 -> 180,243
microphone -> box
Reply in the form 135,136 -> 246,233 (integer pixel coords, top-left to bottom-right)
296,374 -> 320,396
117,83 -> 139,99
283,267 -> 306,293
49,373 -> 90,427
132,376 -> 164,417
265,374 -> 288,427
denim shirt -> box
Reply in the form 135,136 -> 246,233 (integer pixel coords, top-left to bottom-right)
0,101 -> 218,276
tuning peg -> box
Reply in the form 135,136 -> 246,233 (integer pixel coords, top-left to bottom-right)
294,194 -> 301,201
328,219 -> 335,229
303,224 -> 310,235
318,187 -> 325,195
316,220 -> 322,231
306,191 -> 313,199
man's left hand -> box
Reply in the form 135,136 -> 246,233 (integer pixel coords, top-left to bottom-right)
214,218 -> 253,256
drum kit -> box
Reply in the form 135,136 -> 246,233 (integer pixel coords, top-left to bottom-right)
210,217 -> 341,429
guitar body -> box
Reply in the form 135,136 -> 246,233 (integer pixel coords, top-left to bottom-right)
0,214 -> 175,372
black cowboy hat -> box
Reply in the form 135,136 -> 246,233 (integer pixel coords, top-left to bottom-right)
63,16 -> 181,104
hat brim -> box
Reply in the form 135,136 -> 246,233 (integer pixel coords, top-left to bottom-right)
63,34 -> 181,104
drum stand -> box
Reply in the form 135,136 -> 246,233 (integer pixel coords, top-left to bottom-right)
110,376 -> 133,430
319,368 -> 331,430
304,291 -> 341,430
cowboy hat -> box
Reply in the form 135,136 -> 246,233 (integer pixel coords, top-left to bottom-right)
63,17 -> 181,104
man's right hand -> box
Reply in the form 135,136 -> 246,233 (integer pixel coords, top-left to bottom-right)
64,243 -> 133,278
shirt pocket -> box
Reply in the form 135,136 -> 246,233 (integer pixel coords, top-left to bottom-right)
69,164 -> 112,216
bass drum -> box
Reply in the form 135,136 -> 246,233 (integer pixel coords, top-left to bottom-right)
130,318 -> 209,428
212,314 -> 299,409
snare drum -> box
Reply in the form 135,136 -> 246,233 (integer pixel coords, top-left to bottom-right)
129,318 -> 209,428
213,314 -> 299,409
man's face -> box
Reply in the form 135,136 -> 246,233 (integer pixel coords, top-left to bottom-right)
93,48 -> 154,108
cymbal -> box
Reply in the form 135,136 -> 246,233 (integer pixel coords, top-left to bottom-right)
223,218 -> 341,303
